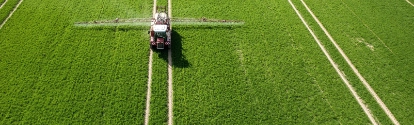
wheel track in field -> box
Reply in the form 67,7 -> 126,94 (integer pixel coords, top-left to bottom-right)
167,0 -> 174,125
144,50 -> 154,125
288,0 -> 378,124
406,0 -> 414,6
167,47 -> 173,125
144,0 -> 157,125
0,0 -> 23,30
0,0 -> 8,9
300,0 -> 400,124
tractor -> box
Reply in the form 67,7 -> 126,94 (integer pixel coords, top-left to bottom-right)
149,6 -> 171,49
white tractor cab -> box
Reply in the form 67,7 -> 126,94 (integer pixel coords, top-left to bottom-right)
149,12 -> 171,50
154,25 -> 168,49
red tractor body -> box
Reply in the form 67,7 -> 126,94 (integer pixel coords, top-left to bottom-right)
149,6 -> 171,50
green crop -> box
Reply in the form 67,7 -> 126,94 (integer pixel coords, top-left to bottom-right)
0,0 -> 20,23
294,0 -> 414,124
171,0 -> 372,124
1,0 -> 413,124
0,0 -> 151,124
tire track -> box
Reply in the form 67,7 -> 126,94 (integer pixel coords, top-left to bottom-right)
0,0 -> 23,30
144,0 -> 157,125
167,49 -> 173,125
0,0 -> 8,9
288,0 -> 378,124
167,0 -> 173,125
406,0 -> 414,6
300,0 -> 399,124
144,49 -> 153,125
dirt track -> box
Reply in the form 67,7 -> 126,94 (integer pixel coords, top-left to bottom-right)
144,50 -> 153,125
299,0 -> 400,124
406,0 -> 414,6
144,0 -> 157,125
145,0 -> 173,124
167,49 -> 173,125
0,0 -> 8,9
167,0 -> 174,125
0,0 -> 23,30
288,0 -> 378,124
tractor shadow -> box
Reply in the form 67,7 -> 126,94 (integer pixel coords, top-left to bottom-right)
152,30 -> 190,68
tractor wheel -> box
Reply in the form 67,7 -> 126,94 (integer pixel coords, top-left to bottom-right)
168,44 -> 171,49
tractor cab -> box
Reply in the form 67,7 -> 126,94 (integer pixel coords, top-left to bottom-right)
153,25 -> 168,49
154,25 -> 167,37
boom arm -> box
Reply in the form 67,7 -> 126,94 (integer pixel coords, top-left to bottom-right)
171,18 -> 244,26
74,17 -> 243,27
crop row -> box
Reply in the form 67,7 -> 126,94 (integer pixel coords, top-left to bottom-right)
171,0 -> 370,124
298,0 -> 414,124
0,0 -> 19,24
0,0 -> 152,124
147,49 -> 169,125
290,0 -> 394,124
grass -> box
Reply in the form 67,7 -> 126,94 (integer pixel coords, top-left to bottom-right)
0,0 -> 19,23
0,0 -> 413,124
297,0 -> 414,124
290,0 -> 393,124
0,0 -> 151,124
148,49 -> 169,125
172,0 -> 370,124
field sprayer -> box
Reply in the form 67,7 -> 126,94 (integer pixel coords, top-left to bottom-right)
74,5 -> 243,50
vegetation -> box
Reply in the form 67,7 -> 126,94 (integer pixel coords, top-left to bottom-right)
0,0 -> 151,124
172,0 -> 371,124
0,0 -> 413,124
296,0 -> 414,124
148,49 -> 168,125
0,0 -> 19,23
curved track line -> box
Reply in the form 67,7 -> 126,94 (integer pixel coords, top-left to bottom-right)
144,0 -> 157,125
300,0 -> 399,124
406,0 -> 414,6
0,0 -> 23,30
167,0 -> 173,125
0,0 -> 8,9
288,0 -> 378,124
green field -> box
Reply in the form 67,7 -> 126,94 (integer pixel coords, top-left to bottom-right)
1,0 -> 413,124
0,0 -> 20,22
291,0 -> 414,124
0,0 -> 151,124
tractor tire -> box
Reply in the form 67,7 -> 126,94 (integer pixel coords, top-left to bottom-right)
168,44 -> 171,49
